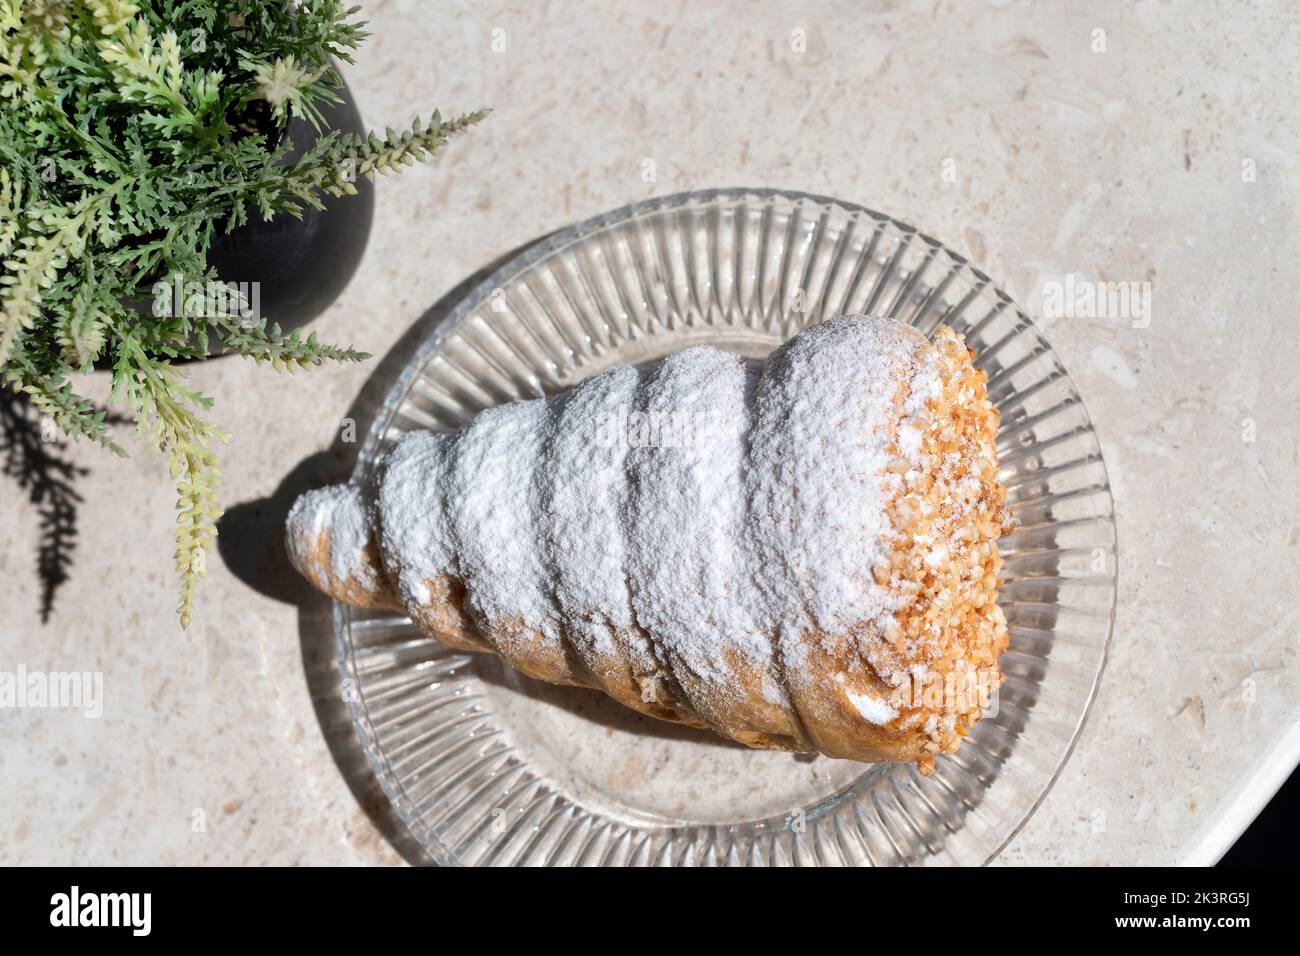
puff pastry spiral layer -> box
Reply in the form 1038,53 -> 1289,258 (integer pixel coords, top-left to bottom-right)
287,315 -> 1012,770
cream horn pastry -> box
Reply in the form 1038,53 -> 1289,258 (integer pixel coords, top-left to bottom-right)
286,315 -> 1013,771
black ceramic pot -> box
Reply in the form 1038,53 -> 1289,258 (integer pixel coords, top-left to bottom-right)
203,70 -> 375,341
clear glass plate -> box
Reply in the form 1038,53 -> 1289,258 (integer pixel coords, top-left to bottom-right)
336,188 -> 1117,866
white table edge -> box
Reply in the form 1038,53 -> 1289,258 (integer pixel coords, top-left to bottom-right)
1178,719 -> 1300,866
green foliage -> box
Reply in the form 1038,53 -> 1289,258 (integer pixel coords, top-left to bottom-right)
0,1 -> 486,626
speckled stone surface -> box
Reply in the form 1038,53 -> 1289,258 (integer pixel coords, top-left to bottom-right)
2,0 -> 1297,866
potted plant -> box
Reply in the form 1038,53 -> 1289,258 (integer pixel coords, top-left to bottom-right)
0,1 -> 485,625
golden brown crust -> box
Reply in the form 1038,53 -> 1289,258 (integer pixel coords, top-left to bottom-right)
585,625 -> 709,727
398,579 -> 711,727
404,575 -> 492,652
297,527 -> 404,612
567,624 -> 710,728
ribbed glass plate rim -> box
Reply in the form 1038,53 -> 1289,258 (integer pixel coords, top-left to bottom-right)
334,187 -> 1119,866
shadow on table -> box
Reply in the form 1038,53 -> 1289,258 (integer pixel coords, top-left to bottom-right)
217,240 -> 548,865
1,391 -> 134,624
1,391 -> 85,624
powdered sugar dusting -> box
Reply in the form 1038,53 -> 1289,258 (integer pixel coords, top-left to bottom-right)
539,365 -> 641,661
622,347 -> 782,704
746,315 -> 930,643
286,484 -> 379,591
846,690 -> 899,725
446,399 -> 562,645
367,314 -> 953,734
375,431 -> 459,607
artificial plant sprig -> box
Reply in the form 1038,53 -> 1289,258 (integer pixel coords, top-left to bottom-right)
0,1 -> 486,626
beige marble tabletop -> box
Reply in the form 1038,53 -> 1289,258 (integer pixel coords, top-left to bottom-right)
3,0 -> 1297,866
